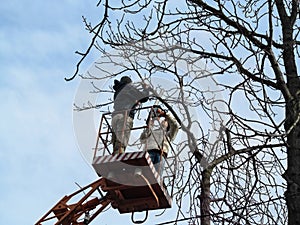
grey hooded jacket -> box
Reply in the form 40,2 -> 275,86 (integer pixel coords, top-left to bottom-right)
140,112 -> 179,156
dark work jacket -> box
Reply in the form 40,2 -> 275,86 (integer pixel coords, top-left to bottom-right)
113,83 -> 149,118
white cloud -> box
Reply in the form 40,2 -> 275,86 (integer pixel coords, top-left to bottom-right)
0,63 -> 96,223
0,1 -> 100,224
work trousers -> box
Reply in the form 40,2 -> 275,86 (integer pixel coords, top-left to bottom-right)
111,113 -> 133,155
148,149 -> 166,174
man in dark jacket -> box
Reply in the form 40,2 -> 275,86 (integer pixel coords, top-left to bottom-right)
112,76 -> 149,155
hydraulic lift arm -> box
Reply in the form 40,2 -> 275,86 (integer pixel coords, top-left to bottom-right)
35,178 -> 111,225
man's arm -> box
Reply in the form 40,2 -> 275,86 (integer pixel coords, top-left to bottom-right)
131,83 -> 150,103
140,127 -> 151,143
165,112 -> 179,141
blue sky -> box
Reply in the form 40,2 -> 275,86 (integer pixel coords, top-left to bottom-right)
0,1 -> 288,224
0,0 -> 97,224
0,1 -> 179,224
0,1 -> 253,224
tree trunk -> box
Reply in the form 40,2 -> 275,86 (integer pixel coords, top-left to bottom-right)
285,123 -> 300,225
200,168 -> 212,225
285,97 -> 300,225
282,12 -> 300,224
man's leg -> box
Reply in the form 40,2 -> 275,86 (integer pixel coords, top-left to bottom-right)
111,114 -> 133,155
112,114 -> 125,155
148,150 -> 162,172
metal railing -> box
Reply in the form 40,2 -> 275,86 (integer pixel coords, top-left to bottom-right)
93,106 -> 178,197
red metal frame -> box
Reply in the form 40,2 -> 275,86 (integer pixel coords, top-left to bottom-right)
94,106 -> 155,156
92,151 -> 172,213
35,179 -> 110,225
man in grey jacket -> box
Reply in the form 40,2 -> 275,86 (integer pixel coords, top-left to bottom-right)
140,108 -> 179,173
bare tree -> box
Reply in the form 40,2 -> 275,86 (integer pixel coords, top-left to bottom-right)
69,0 -> 300,224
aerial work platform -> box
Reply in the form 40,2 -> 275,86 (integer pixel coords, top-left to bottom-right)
36,151 -> 173,224
92,151 -> 172,213
36,105 -> 177,224
91,107 -> 176,215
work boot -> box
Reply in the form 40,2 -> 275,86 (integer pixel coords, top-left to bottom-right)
112,146 -> 125,155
